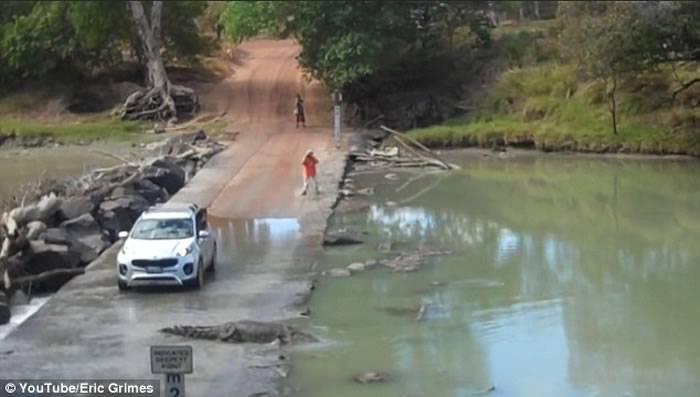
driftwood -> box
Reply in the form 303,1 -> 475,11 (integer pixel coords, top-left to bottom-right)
379,125 -> 456,170
353,125 -> 456,171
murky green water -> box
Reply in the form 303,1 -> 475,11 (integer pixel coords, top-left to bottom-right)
291,152 -> 700,397
0,145 -> 129,203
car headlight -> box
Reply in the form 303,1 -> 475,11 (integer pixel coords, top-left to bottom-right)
176,245 -> 193,257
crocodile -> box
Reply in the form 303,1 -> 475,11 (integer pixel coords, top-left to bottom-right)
160,320 -> 317,344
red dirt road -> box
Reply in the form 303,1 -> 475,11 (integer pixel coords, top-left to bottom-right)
190,40 -> 338,220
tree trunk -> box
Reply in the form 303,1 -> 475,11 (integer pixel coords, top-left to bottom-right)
121,1 -> 198,122
519,6 -> 525,21
534,1 -> 541,19
607,77 -> 618,135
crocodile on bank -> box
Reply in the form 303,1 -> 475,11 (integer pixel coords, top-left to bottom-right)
160,320 -> 318,344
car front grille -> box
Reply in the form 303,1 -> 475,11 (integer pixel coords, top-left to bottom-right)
132,259 -> 178,268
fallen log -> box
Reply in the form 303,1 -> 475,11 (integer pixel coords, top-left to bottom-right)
379,125 -> 457,170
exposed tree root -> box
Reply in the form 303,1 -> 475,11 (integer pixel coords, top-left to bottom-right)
121,84 -> 198,122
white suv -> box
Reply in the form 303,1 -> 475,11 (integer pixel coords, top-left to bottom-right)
117,203 -> 216,290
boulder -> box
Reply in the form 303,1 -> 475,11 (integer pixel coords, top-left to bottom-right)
58,196 -> 95,220
97,195 -> 150,239
347,262 -> 366,273
25,221 -> 47,240
60,213 -> 110,262
323,232 -> 363,246
133,179 -> 169,204
39,228 -> 72,245
25,240 -> 81,273
61,213 -> 102,237
147,159 -> 186,194
0,292 -> 9,325
110,185 -> 137,199
70,234 -> 110,264
377,242 -> 393,253
23,240 -> 82,291
365,259 -> 380,269
326,268 -> 352,278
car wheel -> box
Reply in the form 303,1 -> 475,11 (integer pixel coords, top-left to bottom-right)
118,280 -> 129,291
209,243 -> 217,272
190,259 -> 205,290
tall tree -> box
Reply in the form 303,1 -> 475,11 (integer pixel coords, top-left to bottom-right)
121,1 -> 197,121
557,1 -> 698,135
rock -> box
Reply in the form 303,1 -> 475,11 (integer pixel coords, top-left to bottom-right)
24,240 -> 81,291
60,213 -> 110,263
61,214 -> 101,237
364,259 -> 380,269
323,232 -> 363,246
110,186 -> 137,199
347,262 -> 366,273
327,268 -> 352,278
353,371 -> 390,384
0,292 -> 9,325
147,158 -> 186,194
133,179 -> 169,204
58,196 -> 95,220
25,221 -> 47,240
97,195 -> 150,240
9,290 -> 29,306
39,228 -> 72,245
71,234 -> 110,264
377,242 -> 393,253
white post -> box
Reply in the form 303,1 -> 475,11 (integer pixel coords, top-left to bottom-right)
332,90 -> 343,147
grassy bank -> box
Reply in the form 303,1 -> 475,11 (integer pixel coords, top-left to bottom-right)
0,116 -> 148,144
411,24 -> 700,156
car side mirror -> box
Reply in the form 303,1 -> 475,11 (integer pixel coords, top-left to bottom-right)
118,231 -> 128,239
198,230 -> 210,239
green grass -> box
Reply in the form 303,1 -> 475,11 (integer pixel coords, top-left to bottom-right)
411,62 -> 700,156
0,115 -> 148,143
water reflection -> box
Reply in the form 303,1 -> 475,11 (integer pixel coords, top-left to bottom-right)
292,155 -> 700,396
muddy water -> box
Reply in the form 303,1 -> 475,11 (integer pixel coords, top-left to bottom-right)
0,145 -> 134,203
291,152 -> 700,397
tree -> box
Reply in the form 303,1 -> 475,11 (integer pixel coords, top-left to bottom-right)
0,1 -> 210,95
121,1 -> 197,121
558,1 -> 693,135
220,1 -> 492,91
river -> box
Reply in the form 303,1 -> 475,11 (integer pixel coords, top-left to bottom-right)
0,144 -> 146,204
290,151 -> 700,397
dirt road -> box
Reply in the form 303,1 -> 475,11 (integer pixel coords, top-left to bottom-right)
0,40 -> 347,396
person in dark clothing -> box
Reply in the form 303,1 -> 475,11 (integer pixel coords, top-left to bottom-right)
294,93 -> 306,128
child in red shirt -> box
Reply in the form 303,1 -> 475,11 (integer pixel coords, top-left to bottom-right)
301,149 -> 320,195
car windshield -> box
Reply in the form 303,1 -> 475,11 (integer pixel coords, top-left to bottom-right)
130,218 -> 194,240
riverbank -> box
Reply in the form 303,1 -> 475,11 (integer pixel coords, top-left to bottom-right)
410,122 -> 700,156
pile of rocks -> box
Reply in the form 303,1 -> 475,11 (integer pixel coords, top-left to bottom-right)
0,131 -> 225,324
